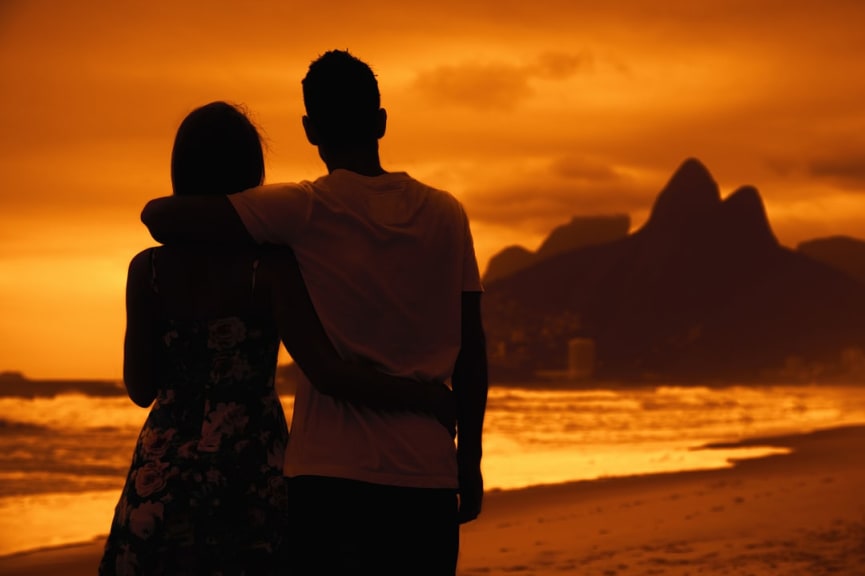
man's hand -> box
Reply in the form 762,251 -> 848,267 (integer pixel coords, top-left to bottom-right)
452,290 -> 488,524
457,461 -> 483,523
141,195 -> 252,245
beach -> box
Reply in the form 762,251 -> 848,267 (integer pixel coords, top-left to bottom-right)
1,424 -> 863,575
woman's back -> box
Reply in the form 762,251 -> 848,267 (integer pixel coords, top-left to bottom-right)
99,245 -> 288,575
144,244 -> 283,444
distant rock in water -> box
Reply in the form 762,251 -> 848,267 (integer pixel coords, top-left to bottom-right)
0,371 -> 124,398
484,214 -> 630,283
798,235 -> 865,286
482,158 -> 865,383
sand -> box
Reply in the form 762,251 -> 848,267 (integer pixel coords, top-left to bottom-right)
2,425 -> 864,575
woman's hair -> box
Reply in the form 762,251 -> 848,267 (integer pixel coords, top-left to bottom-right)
170,101 -> 264,196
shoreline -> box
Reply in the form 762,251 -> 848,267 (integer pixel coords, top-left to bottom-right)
2,424 -> 865,575
487,378 -> 865,391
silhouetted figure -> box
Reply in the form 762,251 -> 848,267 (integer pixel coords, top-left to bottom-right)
100,101 -> 453,576
141,51 -> 488,576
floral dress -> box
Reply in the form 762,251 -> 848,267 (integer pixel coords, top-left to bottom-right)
100,279 -> 288,575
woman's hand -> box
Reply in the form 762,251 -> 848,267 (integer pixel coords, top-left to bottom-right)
432,382 -> 456,437
432,383 -> 457,438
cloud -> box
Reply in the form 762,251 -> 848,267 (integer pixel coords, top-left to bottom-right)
531,51 -> 593,80
412,51 -> 592,111
413,62 -> 533,111
463,159 -> 655,234
550,155 -> 624,183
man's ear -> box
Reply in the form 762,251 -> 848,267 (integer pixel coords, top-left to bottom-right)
376,108 -> 387,139
302,116 -> 319,145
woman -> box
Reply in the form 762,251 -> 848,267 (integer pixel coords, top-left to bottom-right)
99,102 -> 452,575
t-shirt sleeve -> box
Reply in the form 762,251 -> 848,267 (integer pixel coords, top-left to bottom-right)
461,209 -> 484,292
228,183 -> 313,245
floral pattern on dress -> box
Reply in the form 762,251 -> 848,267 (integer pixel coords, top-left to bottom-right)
100,315 -> 287,576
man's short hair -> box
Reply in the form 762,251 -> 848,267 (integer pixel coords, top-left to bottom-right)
302,50 -> 381,147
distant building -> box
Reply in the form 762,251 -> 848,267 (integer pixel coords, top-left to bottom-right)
567,338 -> 595,380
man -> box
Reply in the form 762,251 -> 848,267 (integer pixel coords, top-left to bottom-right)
142,50 -> 487,575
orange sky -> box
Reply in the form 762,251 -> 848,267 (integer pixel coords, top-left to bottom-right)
2,0 -> 865,378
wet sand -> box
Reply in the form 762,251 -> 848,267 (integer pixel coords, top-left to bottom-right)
2,425 -> 864,575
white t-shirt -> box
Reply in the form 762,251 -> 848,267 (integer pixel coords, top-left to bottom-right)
229,169 -> 482,488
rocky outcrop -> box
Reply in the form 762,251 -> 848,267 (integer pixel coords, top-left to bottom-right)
483,159 -> 865,382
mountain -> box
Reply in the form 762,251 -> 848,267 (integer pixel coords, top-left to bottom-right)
483,214 -> 630,283
797,236 -> 865,286
483,158 -> 865,383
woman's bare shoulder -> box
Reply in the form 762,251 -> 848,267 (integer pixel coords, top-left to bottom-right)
126,247 -> 156,281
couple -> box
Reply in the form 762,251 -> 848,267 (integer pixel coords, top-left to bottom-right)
99,50 -> 488,576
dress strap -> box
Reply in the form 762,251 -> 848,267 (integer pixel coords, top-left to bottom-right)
251,257 -> 260,302
149,247 -> 160,294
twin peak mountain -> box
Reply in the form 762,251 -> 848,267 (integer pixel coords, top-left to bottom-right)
482,158 -> 865,383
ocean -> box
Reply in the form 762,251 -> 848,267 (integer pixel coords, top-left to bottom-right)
2,382 -> 865,557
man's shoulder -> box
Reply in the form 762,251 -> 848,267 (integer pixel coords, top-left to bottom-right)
400,175 -> 466,212
230,181 -> 315,210
244,181 -> 314,196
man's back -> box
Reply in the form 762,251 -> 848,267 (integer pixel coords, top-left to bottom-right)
230,169 -> 482,488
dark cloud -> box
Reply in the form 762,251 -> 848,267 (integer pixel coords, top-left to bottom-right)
808,156 -> 865,192
761,144 -> 865,196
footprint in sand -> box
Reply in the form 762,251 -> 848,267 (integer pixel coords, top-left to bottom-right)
533,549 -> 563,567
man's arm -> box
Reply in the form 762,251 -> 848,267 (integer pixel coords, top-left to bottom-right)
453,290 -> 488,524
141,195 -> 253,244
266,249 -> 455,433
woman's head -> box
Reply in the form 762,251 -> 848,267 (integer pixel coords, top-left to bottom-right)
170,101 -> 264,196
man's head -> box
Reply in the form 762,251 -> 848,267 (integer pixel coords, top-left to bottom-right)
301,50 -> 386,149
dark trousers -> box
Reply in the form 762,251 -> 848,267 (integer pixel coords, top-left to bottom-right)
284,476 -> 459,576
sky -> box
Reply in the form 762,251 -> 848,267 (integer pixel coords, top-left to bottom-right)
1,0 -> 865,378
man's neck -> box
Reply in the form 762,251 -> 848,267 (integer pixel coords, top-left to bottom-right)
319,144 -> 386,177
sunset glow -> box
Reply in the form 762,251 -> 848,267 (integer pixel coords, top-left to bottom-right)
2,0 -> 865,378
